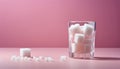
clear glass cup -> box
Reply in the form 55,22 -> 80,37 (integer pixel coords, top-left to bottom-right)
68,21 -> 96,59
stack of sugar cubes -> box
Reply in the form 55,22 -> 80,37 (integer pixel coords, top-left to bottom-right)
69,22 -> 95,54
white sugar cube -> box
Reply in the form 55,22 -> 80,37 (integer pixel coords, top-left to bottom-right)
33,56 -> 36,60
47,57 -> 54,62
39,56 -> 43,60
80,25 -> 85,33
11,55 -> 17,61
60,56 -> 67,61
74,33 -> 84,43
24,57 -> 33,62
17,56 -> 21,60
71,43 -> 76,53
84,24 -> 94,36
32,56 -> 37,61
14,56 -> 21,61
11,56 -> 22,62
69,24 -> 81,35
23,57 -> 28,61
20,48 -> 31,57
33,56 -> 43,62
44,57 -> 54,62
34,58 -> 41,62
26,58 -> 33,61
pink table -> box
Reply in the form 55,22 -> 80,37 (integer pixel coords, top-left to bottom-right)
0,48 -> 120,69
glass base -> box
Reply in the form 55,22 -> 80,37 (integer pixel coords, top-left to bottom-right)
69,52 -> 94,59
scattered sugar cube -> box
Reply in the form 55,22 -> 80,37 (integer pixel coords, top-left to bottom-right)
20,48 -> 31,57
27,57 -> 33,61
16,56 -> 21,61
34,58 -> 41,62
11,55 -> 17,61
32,56 -> 37,60
39,56 -> 43,60
12,56 -> 21,62
23,57 -> 28,61
60,56 -> 67,61
44,57 -> 54,62
47,57 -> 54,61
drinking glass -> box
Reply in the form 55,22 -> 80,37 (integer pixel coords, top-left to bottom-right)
68,21 -> 96,59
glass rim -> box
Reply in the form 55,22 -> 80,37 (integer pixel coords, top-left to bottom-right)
68,21 -> 96,30
69,21 -> 96,23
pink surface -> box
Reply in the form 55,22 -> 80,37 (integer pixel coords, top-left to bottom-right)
0,48 -> 120,69
0,0 -> 120,48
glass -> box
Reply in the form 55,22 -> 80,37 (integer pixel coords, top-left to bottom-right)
68,21 -> 96,59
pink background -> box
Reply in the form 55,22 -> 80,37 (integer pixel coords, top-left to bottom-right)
0,0 -> 120,48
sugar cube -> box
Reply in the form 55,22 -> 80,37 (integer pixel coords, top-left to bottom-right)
34,58 -> 41,62
20,48 -> 31,57
69,24 -> 81,35
11,55 -> 17,61
74,33 -> 84,43
83,24 -> 94,36
39,56 -> 43,60
26,57 -> 33,61
44,57 -> 54,62
60,56 -> 67,61
23,57 -> 28,61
